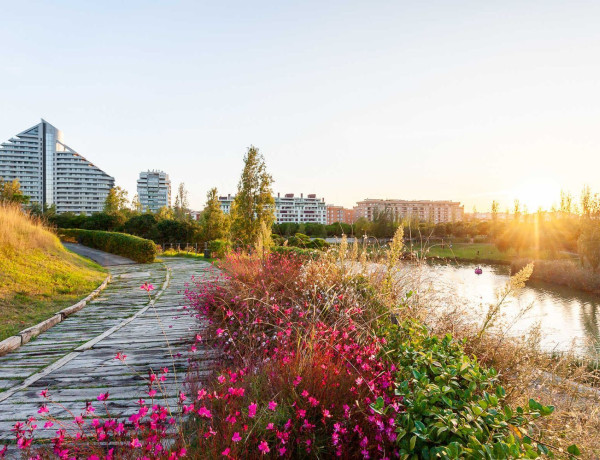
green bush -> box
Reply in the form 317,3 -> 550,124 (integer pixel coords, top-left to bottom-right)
375,319 -> 559,459
208,239 -> 231,258
59,229 -> 157,263
272,245 -> 319,258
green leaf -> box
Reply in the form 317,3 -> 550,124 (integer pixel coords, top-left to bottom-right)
567,445 -> 581,456
410,435 -> 417,451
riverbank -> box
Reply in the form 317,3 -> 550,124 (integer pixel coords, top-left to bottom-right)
512,258 -> 600,296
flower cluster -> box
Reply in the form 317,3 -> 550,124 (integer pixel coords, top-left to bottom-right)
183,252 -> 404,457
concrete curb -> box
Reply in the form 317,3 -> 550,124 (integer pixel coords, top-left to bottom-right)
0,274 -> 111,357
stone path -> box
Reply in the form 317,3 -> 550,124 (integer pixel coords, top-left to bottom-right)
63,243 -> 136,266
0,257 -> 217,449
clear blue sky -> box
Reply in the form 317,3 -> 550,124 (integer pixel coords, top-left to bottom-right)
1,1 -> 599,212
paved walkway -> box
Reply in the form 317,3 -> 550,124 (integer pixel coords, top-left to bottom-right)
63,243 -> 136,266
0,257 -> 216,448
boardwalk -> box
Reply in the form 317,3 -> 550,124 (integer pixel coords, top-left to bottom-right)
0,257 -> 216,450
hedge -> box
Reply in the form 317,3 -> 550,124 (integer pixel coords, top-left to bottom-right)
59,229 -> 157,263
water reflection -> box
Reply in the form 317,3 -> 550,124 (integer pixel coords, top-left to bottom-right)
418,261 -> 600,358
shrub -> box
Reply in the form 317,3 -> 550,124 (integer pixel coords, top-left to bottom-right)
272,245 -> 319,258
208,239 -> 231,258
379,319 -> 555,458
59,229 -> 156,263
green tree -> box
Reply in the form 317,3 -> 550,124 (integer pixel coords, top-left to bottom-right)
201,187 -> 229,242
230,146 -> 275,247
0,178 -> 29,204
173,183 -> 190,221
104,186 -> 129,214
131,194 -> 143,214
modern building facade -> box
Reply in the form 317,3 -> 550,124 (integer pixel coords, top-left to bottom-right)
0,119 -> 114,214
326,205 -> 356,225
219,193 -> 327,224
354,199 -> 464,223
137,170 -> 171,213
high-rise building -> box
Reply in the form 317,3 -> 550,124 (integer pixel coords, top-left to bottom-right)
0,119 -> 114,215
137,170 -> 171,213
219,193 -> 327,224
354,199 -> 464,223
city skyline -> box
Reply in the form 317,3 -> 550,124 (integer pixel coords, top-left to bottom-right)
1,2 -> 599,212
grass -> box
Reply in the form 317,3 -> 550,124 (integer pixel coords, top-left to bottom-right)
410,242 -> 511,263
158,248 -> 216,262
0,204 -> 106,342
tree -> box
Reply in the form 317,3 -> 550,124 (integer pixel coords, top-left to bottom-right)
0,178 -> 29,204
131,194 -> 143,214
578,220 -> 600,272
201,187 -> 229,242
104,186 -> 129,214
173,183 -> 190,221
230,146 -> 275,247
156,206 -> 174,220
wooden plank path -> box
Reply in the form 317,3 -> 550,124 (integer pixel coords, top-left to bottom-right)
0,257 -> 217,449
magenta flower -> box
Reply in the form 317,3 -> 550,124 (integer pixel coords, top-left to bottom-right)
140,282 -> 155,292
258,440 -> 270,454
43,421 -> 53,428
40,389 -> 49,398
130,438 -> 142,448
232,432 -> 242,443
216,328 -> 225,337
248,402 -> 257,418
37,405 -> 49,414
222,447 -> 230,456
197,406 -> 212,418
293,376 -> 302,386
268,400 -> 277,411
97,392 -> 109,401
115,352 -> 127,361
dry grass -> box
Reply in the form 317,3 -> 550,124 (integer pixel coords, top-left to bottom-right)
0,204 -> 106,341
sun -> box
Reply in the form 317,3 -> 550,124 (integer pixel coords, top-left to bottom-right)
512,178 -> 559,212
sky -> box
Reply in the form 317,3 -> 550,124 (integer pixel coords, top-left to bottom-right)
1,0 -> 599,212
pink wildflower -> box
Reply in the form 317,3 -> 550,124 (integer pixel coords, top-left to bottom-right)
248,402 -> 257,418
140,282 -> 155,292
115,352 -> 127,361
40,389 -> 49,398
258,441 -> 270,454
232,432 -> 242,442
268,400 -> 277,411
37,405 -> 49,414
197,407 -> 212,418
222,448 -> 230,456
130,438 -> 142,448
97,392 -> 109,401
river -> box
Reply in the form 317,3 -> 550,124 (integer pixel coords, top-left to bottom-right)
414,261 -> 600,359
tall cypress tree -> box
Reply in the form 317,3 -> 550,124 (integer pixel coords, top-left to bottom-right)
230,146 -> 275,247
202,187 -> 229,242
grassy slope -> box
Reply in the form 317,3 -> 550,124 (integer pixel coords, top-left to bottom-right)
0,205 -> 106,341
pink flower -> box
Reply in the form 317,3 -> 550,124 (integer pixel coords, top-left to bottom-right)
37,405 -> 49,414
279,447 -> 287,455
222,448 -> 230,456
258,441 -> 270,454
140,283 -> 155,292
40,389 -> 49,398
43,421 -> 54,428
268,400 -> 277,411
232,432 -> 242,442
197,407 -> 212,418
115,352 -> 127,361
216,328 -> 225,337
130,438 -> 142,448
293,376 -> 302,386
248,403 -> 257,418
97,392 -> 109,401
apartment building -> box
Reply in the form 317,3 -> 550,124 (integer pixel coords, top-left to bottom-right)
0,119 -> 114,214
326,205 -> 356,224
219,193 -> 327,224
354,199 -> 464,223
137,170 -> 171,213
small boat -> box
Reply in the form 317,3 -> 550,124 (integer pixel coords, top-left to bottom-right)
475,267 -> 483,275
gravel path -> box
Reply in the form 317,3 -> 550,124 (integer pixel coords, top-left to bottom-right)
63,242 -> 136,266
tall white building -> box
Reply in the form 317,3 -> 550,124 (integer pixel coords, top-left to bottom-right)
219,193 -> 327,224
137,170 -> 171,213
0,119 -> 114,215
